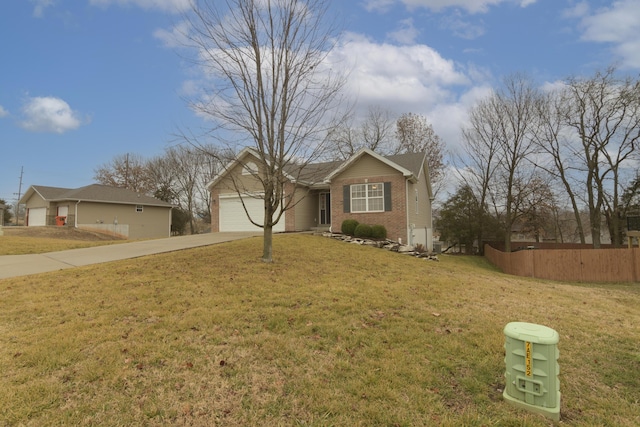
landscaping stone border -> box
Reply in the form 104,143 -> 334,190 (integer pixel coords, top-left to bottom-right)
322,232 -> 439,261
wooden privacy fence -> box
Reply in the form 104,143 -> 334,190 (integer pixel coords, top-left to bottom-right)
484,244 -> 640,283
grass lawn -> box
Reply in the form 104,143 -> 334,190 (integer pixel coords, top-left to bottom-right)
0,236 -> 125,255
0,228 -> 125,255
1,234 -> 638,426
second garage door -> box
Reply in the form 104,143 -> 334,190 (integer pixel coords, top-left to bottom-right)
219,195 -> 285,232
27,207 -> 47,226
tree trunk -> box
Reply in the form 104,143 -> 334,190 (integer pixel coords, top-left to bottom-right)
504,223 -> 512,252
590,209 -> 602,248
262,224 -> 273,263
504,198 -> 513,253
570,198 -> 585,244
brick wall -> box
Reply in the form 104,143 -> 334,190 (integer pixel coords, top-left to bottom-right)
210,189 -> 219,232
331,174 -> 407,242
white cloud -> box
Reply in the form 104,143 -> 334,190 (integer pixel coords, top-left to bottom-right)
0,105 -> 8,118
363,0 -> 537,14
30,0 -> 54,18
89,0 -> 191,14
441,15 -> 485,39
574,0 -> 640,68
179,27 -> 493,163
540,79 -> 567,94
363,0 -> 397,13
20,96 -> 84,134
328,33 -> 469,109
563,1 -> 589,19
153,21 -> 191,48
580,1 -> 639,42
387,18 -> 420,45
427,84 -> 493,151
323,33 -> 492,152
179,80 -> 201,97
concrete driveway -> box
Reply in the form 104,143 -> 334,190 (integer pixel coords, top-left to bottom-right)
0,232 -> 262,280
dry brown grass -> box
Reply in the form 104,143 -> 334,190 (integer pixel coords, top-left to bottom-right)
0,234 -> 638,426
0,226 -> 126,255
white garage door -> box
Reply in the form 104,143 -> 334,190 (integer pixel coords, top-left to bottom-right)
219,195 -> 285,232
28,207 -> 46,226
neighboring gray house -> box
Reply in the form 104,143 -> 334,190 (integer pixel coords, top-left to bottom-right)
19,184 -> 173,239
208,147 -> 434,250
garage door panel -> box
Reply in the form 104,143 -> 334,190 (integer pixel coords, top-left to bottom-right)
28,207 -> 46,226
219,196 -> 285,232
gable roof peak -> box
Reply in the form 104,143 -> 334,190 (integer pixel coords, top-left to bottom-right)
324,148 -> 419,183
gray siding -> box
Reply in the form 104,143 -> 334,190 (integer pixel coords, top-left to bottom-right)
335,155 -> 399,180
77,202 -> 171,239
294,189 -> 318,230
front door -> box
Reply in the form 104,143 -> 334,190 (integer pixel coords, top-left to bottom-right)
319,192 -> 331,225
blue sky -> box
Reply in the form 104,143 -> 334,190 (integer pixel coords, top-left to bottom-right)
1,0 -> 639,205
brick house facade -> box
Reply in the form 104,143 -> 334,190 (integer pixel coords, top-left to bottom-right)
208,148 -> 433,250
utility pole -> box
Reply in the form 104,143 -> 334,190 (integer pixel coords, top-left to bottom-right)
13,166 -> 24,225
125,153 -> 129,190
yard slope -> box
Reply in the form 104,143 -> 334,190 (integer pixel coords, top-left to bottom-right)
0,234 -> 638,426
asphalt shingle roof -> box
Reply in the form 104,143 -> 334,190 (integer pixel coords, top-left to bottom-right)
31,184 -> 173,207
286,151 -> 426,184
384,152 -> 427,178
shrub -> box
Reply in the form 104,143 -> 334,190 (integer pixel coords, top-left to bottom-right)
341,219 -> 359,236
354,223 -> 373,238
370,225 -> 387,240
414,243 -> 426,253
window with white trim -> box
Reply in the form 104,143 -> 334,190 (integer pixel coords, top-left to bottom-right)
136,205 -> 143,212
351,183 -> 384,212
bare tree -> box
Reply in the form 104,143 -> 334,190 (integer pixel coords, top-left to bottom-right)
457,96 -> 501,254
395,112 -> 446,196
146,155 -> 178,203
193,143 -> 223,225
459,74 -> 539,252
515,173 -> 558,243
532,89 -> 587,244
326,114 -> 360,160
184,0 -> 346,262
165,145 -> 204,234
94,153 -> 153,194
328,105 -> 396,159
361,105 -> 396,153
562,67 -> 640,247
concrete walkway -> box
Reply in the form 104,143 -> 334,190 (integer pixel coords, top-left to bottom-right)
0,232 -> 262,280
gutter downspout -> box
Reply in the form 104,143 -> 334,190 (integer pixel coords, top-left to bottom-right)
169,206 -> 173,237
75,200 -> 81,228
428,196 -> 435,253
405,181 -> 411,246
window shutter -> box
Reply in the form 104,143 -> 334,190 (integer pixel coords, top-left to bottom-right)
343,185 -> 350,213
384,182 -> 392,211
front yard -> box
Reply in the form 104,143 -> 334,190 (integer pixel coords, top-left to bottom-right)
0,234 -> 638,425
0,226 -> 124,255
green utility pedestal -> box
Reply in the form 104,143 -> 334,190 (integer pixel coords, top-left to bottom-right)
504,322 -> 560,421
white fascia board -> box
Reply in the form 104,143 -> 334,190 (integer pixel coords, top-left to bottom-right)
18,186 -> 36,204
206,147 -> 259,190
206,147 -> 299,189
418,152 -> 433,200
